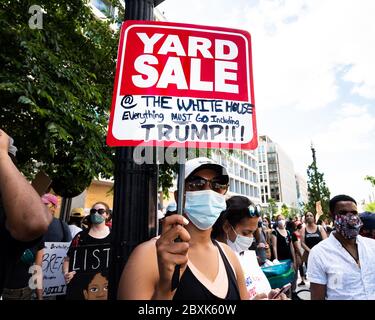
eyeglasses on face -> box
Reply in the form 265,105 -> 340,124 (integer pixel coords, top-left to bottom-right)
90,208 -> 106,215
248,204 -> 261,217
185,175 -> 229,193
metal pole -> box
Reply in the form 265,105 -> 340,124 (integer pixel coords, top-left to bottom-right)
108,0 -> 164,300
59,197 -> 72,222
171,149 -> 185,291
176,150 -> 185,215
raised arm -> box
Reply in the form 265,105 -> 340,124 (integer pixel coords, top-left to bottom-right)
0,129 -> 51,241
117,215 -> 190,300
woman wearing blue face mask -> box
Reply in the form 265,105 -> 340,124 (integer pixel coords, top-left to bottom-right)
118,157 -> 249,300
63,202 -> 112,299
212,196 -> 287,300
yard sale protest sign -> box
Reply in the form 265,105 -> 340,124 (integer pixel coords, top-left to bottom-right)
107,21 -> 257,150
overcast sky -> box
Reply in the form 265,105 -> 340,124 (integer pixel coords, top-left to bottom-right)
157,0 -> 375,207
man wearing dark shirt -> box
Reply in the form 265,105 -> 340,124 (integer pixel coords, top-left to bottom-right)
0,129 -> 52,296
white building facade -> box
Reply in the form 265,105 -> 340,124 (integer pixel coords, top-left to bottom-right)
211,150 -> 261,205
258,136 -> 298,209
295,173 -> 308,206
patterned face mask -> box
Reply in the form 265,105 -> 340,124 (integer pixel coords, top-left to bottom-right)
334,213 -> 363,240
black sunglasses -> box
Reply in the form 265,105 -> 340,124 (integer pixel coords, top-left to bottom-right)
186,175 -> 229,193
248,205 -> 261,217
90,208 -> 106,215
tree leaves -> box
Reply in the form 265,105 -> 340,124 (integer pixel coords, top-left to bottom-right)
0,0 -> 117,195
365,175 -> 375,188
306,156 -> 331,221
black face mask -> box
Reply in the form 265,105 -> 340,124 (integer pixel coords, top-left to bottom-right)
258,220 -> 263,228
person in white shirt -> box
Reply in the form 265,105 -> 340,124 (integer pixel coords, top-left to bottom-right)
308,194 -> 375,300
68,208 -> 84,239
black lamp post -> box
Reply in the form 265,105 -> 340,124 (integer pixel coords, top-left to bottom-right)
108,0 -> 165,300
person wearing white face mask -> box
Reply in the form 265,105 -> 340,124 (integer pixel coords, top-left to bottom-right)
117,157 -> 250,300
271,215 -> 297,271
212,196 -> 287,300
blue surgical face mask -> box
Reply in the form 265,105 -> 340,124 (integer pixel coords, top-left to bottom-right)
91,213 -> 105,224
184,190 -> 226,230
227,225 -> 254,252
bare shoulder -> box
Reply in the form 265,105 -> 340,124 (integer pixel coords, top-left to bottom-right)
218,241 -> 235,256
128,237 -> 158,264
217,241 -> 241,267
118,237 -> 159,299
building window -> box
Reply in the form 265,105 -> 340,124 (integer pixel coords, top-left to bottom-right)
234,163 -> 239,176
229,178 -> 234,192
255,187 -> 259,198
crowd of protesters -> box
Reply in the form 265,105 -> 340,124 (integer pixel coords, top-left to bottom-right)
1,128 -> 375,301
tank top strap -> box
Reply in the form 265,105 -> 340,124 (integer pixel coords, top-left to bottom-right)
212,240 -> 240,299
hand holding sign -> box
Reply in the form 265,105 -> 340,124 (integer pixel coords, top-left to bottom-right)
155,214 -> 190,298
64,271 -> 76,284
315,200 -> 323,222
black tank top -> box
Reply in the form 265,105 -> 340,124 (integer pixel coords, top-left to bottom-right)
173,240 -> 240,300
305,225 -> 323,249
272,229 -> 292,260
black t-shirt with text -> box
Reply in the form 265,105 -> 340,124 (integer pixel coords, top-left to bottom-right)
3,217 -> 71,289
66,229 -> 112,300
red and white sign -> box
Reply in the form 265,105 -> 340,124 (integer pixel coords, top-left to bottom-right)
107,21 -> 257,150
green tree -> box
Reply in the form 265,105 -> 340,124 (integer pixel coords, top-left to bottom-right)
281,203 -> 289,218
364,202 -> 375,212
0,0 -> 122,197
306,144 -> 331,220
267,198 -> 278,218
0,1 -> 210,199
365,175 -> 375,188
363,176 -> 375,213
289,206 -> 300,219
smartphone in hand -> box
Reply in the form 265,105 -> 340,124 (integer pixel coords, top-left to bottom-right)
272,283 -> 291,299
